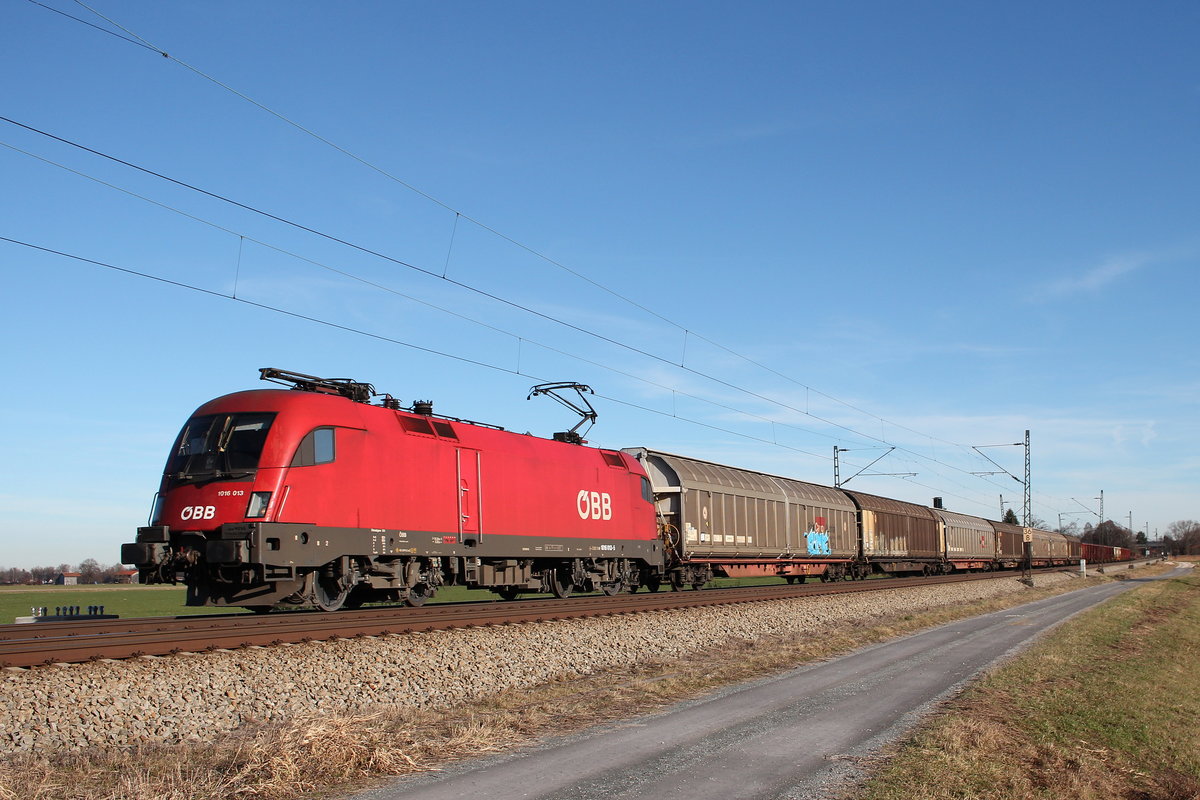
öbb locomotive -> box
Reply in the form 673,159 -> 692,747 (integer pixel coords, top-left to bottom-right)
121,369 -> 1130,612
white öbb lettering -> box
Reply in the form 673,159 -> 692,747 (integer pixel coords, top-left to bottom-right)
576,490 -> 612,520
180,505 -> 216,521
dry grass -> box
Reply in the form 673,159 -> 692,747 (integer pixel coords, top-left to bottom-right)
0,568 -> 1163,800
855,565 -> 1200,800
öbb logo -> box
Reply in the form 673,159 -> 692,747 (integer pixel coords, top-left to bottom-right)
180,505 -> 216,521
576,490 -> 612,520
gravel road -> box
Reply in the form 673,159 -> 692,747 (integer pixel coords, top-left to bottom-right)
351,568 -> 1179,800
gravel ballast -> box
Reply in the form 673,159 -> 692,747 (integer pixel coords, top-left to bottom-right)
1,574 -> 1079,754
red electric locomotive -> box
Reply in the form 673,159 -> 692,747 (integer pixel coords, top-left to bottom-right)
125,368 -> 1119,613
122,369 -> 661,611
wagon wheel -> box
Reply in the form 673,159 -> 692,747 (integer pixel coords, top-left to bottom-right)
549,567 -> 574,599
669,572 -> 684,592
644,576 -> 662,593
405,583 -> 433,607
784,576 -> 796,585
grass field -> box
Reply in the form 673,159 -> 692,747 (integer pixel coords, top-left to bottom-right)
0,584 -> 230,623
855,563 -> 1200,800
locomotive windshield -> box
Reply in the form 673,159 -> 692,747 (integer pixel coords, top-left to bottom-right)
165,412 -> 276,485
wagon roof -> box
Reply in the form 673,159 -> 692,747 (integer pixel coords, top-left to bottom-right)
840,489 -> 936,520
628,449 -> 856,511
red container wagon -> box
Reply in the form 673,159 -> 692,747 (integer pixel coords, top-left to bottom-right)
932,508 -> 996,571
842,491 -> 941,576
625,449 -> 860,586
122,371 -> 661,611
1081,541 -> 1130,564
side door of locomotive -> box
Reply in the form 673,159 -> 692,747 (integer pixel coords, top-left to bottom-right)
456,447 -> 483,541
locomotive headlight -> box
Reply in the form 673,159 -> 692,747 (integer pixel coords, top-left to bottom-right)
246,491 -> 272,518
148,493 -> 164,525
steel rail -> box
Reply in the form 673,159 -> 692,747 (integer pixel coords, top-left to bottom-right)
0,569 -> 1071,668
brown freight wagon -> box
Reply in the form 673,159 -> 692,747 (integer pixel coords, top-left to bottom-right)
932,508 -> 995,568
1039,529 -> 1074,565
625,448 -> 858,584
842,490 -> 941,575
990,520 -> 1025,567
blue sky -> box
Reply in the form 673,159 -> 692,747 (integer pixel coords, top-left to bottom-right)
2,1 -> 1197,569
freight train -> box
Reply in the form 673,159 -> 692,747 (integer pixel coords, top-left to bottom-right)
121,369 -> 1132,612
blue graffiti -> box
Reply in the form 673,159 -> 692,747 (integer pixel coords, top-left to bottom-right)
806,531 -> 831,555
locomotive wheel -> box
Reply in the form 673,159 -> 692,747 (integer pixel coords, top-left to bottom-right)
644,576 -> 662,593
312,578 -> 350,612
601,580 -> 625,596
549,568 -> 574,599
245,605 -> 273,615
405,584 -> 433,607
497,587 -> 520,601
669,572 -> 684,591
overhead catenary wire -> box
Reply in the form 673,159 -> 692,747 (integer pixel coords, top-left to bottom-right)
0,136 -> 855,455
43,0 -> 985,454
15,5 -> 1087,519
0,235 -> 836,464
0,120 -> 1052,516
0,116 -> 899,446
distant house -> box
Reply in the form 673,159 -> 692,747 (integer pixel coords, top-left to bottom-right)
55,572 -> 81,586
114,569 -> 139,585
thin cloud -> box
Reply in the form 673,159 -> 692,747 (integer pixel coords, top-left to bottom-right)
1041,252 -> 1154,298
1034,245 -> 1195,301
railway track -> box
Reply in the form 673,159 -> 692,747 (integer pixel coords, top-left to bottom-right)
0,570 -> 1069,669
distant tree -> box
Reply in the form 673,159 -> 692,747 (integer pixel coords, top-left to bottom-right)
1058,520 -> 1081,536
1083,520 -> 1134,549
100,563 -> 127,583
29,566 -> 57,584
1166,520 -> 1200,555
0,567 -> 33,585
77,558 -> 103,584
1135,531 -> 1148,545
1002,508 -> 1019,525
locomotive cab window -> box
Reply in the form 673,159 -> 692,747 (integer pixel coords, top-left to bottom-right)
166,412 -> 276,486
291,427 -> 336,466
